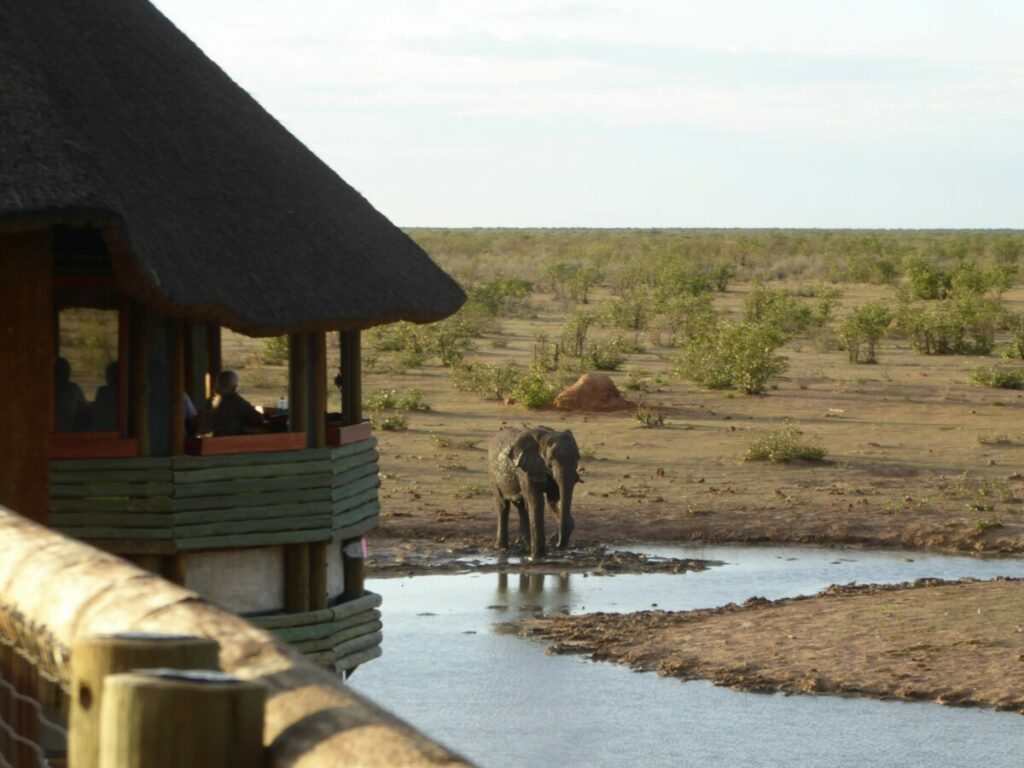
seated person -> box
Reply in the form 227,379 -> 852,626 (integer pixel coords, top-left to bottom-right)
91,361 -> 119,431
54,357 -> 88,432
200,369 -> 265,437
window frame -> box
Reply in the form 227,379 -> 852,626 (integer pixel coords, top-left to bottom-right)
50,276 -> 138,459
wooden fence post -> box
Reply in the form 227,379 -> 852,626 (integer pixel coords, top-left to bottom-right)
69,633 -> 219,768
98,670 -> 265,768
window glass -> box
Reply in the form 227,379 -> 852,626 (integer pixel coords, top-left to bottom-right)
55,307 -> 120,432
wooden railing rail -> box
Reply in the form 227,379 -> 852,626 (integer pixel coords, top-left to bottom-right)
0,506 -> 472,767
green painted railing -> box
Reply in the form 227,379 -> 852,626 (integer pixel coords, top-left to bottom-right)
49,438 -> 380,550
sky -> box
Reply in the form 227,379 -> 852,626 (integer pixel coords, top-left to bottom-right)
152,0 -> 1024,228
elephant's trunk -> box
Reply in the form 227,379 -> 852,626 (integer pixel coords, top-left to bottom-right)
556,479 -> 575,549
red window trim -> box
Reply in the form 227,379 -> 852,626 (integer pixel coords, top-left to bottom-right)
51,433 -> 140,459
186,432 -> 308,456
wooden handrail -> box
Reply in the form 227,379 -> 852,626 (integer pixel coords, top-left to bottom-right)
0,506 -> 472,767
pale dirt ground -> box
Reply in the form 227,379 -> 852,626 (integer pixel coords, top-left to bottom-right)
224,281 -> 1024,712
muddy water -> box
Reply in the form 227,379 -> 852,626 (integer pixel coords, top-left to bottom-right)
351,546 -> 1024,767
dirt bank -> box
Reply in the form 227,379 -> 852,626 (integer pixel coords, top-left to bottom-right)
520,578 -> 1024,714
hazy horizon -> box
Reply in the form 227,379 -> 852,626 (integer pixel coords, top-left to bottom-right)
153,1 -> 1024,230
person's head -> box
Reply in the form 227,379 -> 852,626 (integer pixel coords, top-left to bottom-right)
105,361 -> 119,387
215,369 -> 240,396
55,357 -> 71,384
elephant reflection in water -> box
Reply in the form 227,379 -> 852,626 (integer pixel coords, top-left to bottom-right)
496,572 -> 571,598
488,425 -> 582,560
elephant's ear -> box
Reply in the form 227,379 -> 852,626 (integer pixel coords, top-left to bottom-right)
515,447 -> 549,483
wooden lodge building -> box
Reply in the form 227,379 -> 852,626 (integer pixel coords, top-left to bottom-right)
0,0 -> 464,673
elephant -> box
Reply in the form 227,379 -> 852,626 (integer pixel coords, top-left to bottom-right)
488,425 -> 582,559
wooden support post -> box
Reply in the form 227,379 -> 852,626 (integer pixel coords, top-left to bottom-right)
131,553 -> 163,574
205,325 -> 221,399
169,319 -> 186,455
99,670 -> 264,768
309,540 -> 329,611
284,543 -> 311,613
69,633 -> 219,768
341,538 -> 365,602
287,334 -> 308,436
311,332 -> 327,449
340,330 -> 362,427
129,303 -> 150,456
161,551 -> 188,586
0,230 -> 53,524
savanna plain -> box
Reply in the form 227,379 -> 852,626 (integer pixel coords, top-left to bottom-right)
227,228 -> 1024,713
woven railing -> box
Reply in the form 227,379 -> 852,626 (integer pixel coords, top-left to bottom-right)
0,506 -> 470,767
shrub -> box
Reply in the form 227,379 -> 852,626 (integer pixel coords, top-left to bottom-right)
1001,313 -> 1024,360
363,389 -> 399,410
623,367 -> 653,392
605,290 -> 651,331
743,283 -> 818,333
452,362 -> 521,401
570,266 -> 603,303
634,396 -> 665,427
560,313 -> 596,357
511,363 -> 562,408
900,296 -> 1001,356
662,293 -> 717,343
396,388 -> 431,411
903,255 -> 951,300
744,427 -> 827,463
260,335 -> 289,364
677,321 -> 789,394
969,367 -> 1024,390
838,301 -> 892,364
713,263 -> 736,292
468,277 -> 534,318
584,342 -> 625,371
374,413 -> 408,431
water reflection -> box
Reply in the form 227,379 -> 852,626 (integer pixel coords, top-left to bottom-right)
494,571 -> 572,616
353,546 -> 1024,768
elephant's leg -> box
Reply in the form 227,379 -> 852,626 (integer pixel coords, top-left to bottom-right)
515,501 -> 530,552
494,487 -> 510,551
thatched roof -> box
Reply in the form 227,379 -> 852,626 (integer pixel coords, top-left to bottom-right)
0,0 -> 464,335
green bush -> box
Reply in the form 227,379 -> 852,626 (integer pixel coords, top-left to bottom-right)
604,290 -> 651,331
363,389 -> 400,410
260,335 -> 289,365
560,313 -> 596,357
467,277 -> 534,318
743,283 -> 818,333
899,295 -> 1001,356
1002,313 -> 1024,360
452,361 -> 521,401
634,396 -> 665,427
969,367 -> 1024,390
838,301 -> 892,364
511,363 -> 562,408
374,413 -> 408,431
544,262 -> 601,302
713,263 -> 736,292
744,427 -> 827,463
676,320 -> 789,394
584,342 -> 625,371
661,293 -> 717,343
623,367 -> 653,392
396,388 -> 431,411
903,254 -> 951,300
